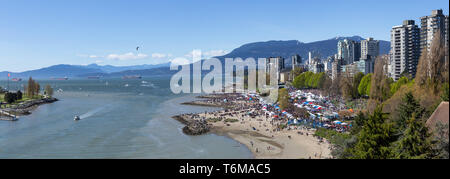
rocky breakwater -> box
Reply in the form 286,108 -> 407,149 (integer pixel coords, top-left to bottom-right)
172,115 -> 211,135
2,97 -> 58,116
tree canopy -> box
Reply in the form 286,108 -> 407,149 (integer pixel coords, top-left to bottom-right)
348,107 -> 396,159
358,73 -> 372,97
292,72 -> 328,89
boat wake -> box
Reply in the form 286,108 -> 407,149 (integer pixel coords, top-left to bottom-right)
140,82 -> 156,88
79,105 -> 110,119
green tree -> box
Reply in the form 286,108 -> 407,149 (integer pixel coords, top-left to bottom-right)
353,72 -> 365,98
4,92 -> 17,104
390,76 -> 409,95
395,113 -> 433,159
441,83 -> 449,102
291,67 -> 306,78
358,73 -> 372,97
44,84 -> 54,97
348,106 -> 396,159
395,92 -> 425,132
16,90 -> 22,100
350,111 -> 367,135
305,72 -> 314,88
293,73 -> 306,89
315,72 -> 327,89
292,71 -> 329,90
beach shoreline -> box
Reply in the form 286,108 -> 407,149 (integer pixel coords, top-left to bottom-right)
172,93 -> 332,159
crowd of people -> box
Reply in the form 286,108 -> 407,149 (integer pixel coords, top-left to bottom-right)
184,89 -> 355,134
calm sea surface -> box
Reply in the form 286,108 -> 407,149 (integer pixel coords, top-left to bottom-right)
0,77 -> 252,158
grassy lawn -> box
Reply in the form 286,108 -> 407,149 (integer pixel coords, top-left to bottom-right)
314,128 -> 351,145
1,93 -> 44,108
224,118 -> 239,123
207,118 -> 223,123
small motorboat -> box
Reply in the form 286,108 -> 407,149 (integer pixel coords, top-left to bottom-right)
74,116 -> 80,121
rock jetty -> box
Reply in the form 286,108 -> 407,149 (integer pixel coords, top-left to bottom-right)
172,115 -> 211,135
1,97 -> 58,116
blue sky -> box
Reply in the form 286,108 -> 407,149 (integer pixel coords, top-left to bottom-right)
1,0 -> 448,72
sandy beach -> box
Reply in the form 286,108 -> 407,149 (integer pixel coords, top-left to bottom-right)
175,93 -> 332,159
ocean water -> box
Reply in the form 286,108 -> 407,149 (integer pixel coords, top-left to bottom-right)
0,77 -> 252,158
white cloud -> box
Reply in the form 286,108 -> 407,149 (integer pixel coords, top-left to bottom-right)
77,54 -> 103,58
203,50 -> 227,57
106,52 -> 148,61
89,55 -> 101,58
170,57 -> 191,66
94,60 -> 104,64
151,53 -> 167,59
184,49 -> 227,60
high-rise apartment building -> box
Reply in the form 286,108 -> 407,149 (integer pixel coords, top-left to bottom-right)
331,58 -> 342,81
324,56 -> 334,73
266,57 -> 285,83
420,9 -> 449,52
291,54 -> 302,71
337,39 -> 360,65
360,37 -> 380,59
446,15 -> 449,48
389,20 -> 421,81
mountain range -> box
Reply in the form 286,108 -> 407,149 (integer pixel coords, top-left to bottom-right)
0,36 -> 390,79
0,63 -> 171,79
217,36 -> 390,63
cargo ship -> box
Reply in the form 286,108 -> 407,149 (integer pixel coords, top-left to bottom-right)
11,78 -> 22,82
87,76 -> 101,79
122,75 -> 142,79
51,77 -> 69,80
